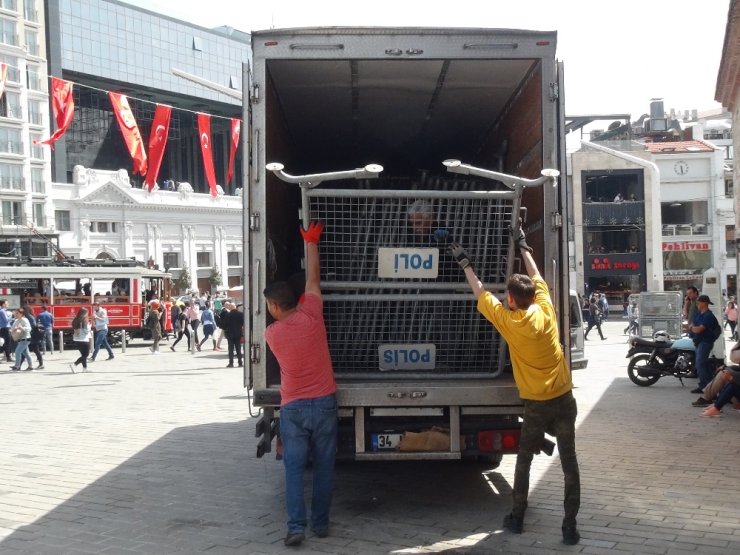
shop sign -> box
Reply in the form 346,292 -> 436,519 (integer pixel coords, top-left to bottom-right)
590,257 -> 640,271
662,241 -> 710,251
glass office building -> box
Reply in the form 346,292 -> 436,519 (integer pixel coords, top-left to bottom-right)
45,0 -> 248,192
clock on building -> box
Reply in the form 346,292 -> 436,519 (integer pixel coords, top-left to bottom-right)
674,160 -> 689,175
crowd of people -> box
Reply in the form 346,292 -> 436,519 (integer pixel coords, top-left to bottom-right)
0,291 -> 246,374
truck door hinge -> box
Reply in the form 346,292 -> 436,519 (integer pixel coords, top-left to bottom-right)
551,211 -> 563,230
250,343 -> 261,363
549,82 -> 559,102
249,212 -> 260,231
251,84 -> 260,104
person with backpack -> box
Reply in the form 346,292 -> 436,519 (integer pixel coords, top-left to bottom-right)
9,307 -> 33,371
24,304 -> 44,370
583,297 -> 606,341
689,295 -> 721,394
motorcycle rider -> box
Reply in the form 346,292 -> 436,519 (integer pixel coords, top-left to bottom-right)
689,294 -> 719,394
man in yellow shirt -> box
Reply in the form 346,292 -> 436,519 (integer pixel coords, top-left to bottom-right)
449,223 -> 580,546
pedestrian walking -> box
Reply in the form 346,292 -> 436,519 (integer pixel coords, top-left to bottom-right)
224,302 -> 244,368
24,305 -> 44,370
91,302 -> 114,361
0,299 -> 12,362
264,222 -> 337,547
449,222 -> 581,545
69,308 -> 92,373
9,307 -> 33,371
186,301 -> 201,350
725,296 -> 737,340
584,297 -> 606,340
170,303 -> 191,351
37,304 -> 54,354
198,301 -> 217,351
147,304 -> 162,354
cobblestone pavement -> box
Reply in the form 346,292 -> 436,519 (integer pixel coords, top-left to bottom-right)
0,321 -> 738,554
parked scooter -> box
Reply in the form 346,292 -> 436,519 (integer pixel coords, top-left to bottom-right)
625,331 -> 721,387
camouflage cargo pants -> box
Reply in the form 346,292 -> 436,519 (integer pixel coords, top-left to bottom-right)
512,390 -> 580,527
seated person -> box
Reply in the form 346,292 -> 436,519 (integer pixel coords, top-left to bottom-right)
699,369 -> 740,417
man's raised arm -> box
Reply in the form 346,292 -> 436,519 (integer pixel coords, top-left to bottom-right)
301,222 -> 324,296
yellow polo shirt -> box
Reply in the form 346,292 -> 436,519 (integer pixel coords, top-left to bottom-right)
477,274 -> 572,401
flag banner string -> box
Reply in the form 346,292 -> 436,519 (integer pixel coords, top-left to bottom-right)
44,74 -> 243,124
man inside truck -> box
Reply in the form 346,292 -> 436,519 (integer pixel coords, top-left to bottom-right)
263,221 -> 337,548
449,223 -> 581,546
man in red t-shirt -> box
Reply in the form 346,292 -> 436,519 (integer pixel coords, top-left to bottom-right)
264,221 -> 337,548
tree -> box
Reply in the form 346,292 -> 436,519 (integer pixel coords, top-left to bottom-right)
208,265 -> 222,289
175,264 -> 192,293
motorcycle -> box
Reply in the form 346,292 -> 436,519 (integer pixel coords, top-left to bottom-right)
625,331 -> 707,387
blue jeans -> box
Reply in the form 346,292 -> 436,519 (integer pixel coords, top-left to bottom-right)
695,341 -> 713,389
280,394 -> 337,534
92,329 -> 113,359
714,381 -> 740,410
14,339 -> 32,369
42,329 -> 54,354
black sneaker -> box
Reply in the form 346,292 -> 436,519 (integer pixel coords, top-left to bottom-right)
690,387 -> 703,394
312,528 -> 329,538
503,513 -> 523,534
284,532 -> 305,546
562,526 -> 580,545
692,397 -> 712,407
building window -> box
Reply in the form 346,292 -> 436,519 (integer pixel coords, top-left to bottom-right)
54,210 -> 70,231
727,226 -> 736,259
31,167 -> 43,193
24,27 -> 37,56
0,55 -> 18,82
23,0 -> 37,22
0,0 -> 16,11
96,222 -> 108,233
0,127 -> 22,154
163,252 -> 179,269
196,251 -> 211,267
192,36 -> 202,51
29,132 -> 43,159
0,18 -> 17,46
227,251 -> 240,266
0,163 -> 22,189
25,64 -> 42,91
2,200 -> 23,225
27,98 -> 42,125
725,177 -> 734,198
0,91 -> 20,119
32,202 -> 44,226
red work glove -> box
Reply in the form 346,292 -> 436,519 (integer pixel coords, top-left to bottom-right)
300,221 -> 324,244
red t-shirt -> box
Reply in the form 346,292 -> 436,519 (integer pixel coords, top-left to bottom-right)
264,292 -> 336,406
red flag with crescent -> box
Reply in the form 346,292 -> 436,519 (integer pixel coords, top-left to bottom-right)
197,113 -> 218,197
35,77 -> 75,148
108,92 -> 147,176
0,63 -> 7,102
226,118 -> 240,184
143,104 -> 171,192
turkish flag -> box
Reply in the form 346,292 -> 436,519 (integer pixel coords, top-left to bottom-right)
0,63 -> 7,102
109,92 -> 147,175
226,118 -> 240,185
143,104 -> 171,192
197,113 -> 218,197
35,77 -> 75,148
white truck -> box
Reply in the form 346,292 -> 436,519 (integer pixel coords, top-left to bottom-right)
243,27 -> 583,464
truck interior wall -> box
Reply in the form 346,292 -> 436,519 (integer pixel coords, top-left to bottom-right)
478,63 -> 546,259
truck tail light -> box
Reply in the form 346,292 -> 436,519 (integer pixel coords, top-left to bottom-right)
477,430 -> 520,453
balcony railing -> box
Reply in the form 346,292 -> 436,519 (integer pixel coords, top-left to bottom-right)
582,201 -> 645,226
28,110 -> 41,125
0,176 -> 24,189
0,140 -> 23,154
31,179 -> 43,193
0,35 -> 19,47
662,223 -> 711,237
1,104 -> 21,119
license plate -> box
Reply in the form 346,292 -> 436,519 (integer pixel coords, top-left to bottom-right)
377,248 -> 438,278
371,433 -> 402,451
379,343 -> 436,370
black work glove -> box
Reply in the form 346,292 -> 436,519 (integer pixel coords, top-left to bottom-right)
449,242 -> 473,270
509,220 -> 533,253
